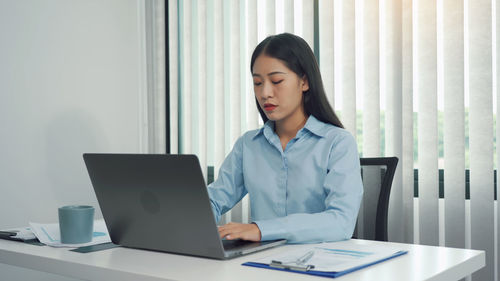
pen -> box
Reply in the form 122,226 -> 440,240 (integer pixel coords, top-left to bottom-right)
296,250 -> 314,265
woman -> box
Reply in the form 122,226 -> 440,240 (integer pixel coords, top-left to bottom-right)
208,33 -> 363,244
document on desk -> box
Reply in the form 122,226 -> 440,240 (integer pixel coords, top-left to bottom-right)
243,243 -> 408,278
29,219 -> 111,248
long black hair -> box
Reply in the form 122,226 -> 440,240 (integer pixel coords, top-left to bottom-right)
250,33 -> 344,128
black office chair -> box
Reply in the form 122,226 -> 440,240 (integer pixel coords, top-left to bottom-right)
352,157 -> 398,242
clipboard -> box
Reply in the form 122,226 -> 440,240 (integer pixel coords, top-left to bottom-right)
242,246 -> 408,278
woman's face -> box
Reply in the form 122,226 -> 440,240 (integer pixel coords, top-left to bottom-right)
252,55 -> 309,123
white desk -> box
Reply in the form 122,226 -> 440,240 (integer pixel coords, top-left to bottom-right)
0,239 -> 484,281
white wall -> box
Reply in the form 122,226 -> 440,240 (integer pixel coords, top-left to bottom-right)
0,0 -> 147,279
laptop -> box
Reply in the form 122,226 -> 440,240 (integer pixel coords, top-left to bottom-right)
82,153 -> 286,259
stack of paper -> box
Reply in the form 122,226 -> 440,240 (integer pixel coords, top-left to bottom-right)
0,227 -> 37,241
29,219 -> 111,248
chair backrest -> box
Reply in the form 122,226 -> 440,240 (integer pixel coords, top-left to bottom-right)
353,157 -> 398,241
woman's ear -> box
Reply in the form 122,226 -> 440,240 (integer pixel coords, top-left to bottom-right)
301,76 -> 309,92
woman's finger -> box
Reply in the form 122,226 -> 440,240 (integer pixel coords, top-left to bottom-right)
225,231 -> 242,240
217,226 -> 229,238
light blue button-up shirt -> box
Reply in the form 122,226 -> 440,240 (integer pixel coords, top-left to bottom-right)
207,115 -> 363,243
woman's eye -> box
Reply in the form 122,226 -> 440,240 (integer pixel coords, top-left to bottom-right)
272,80 -> 283,85
253,82 -> 262,86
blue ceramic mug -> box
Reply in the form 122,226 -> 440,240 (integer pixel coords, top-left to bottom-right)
58,205 -> 94,244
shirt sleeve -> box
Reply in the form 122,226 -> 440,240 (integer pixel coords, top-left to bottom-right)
207,136 -> 248,224
253,132 -> 363,243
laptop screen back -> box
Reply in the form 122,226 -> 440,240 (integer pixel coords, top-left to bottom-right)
83,153 -> 226,258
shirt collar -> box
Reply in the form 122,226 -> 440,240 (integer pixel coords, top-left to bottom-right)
252,121 -> 273,139
252,115 -> 328,139
301,115 -> 328,138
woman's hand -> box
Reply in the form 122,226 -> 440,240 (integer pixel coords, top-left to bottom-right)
218,222 -> 262,241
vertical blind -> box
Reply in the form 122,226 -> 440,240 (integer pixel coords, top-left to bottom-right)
168,0 -> 498,280
468,1 -> 495,281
